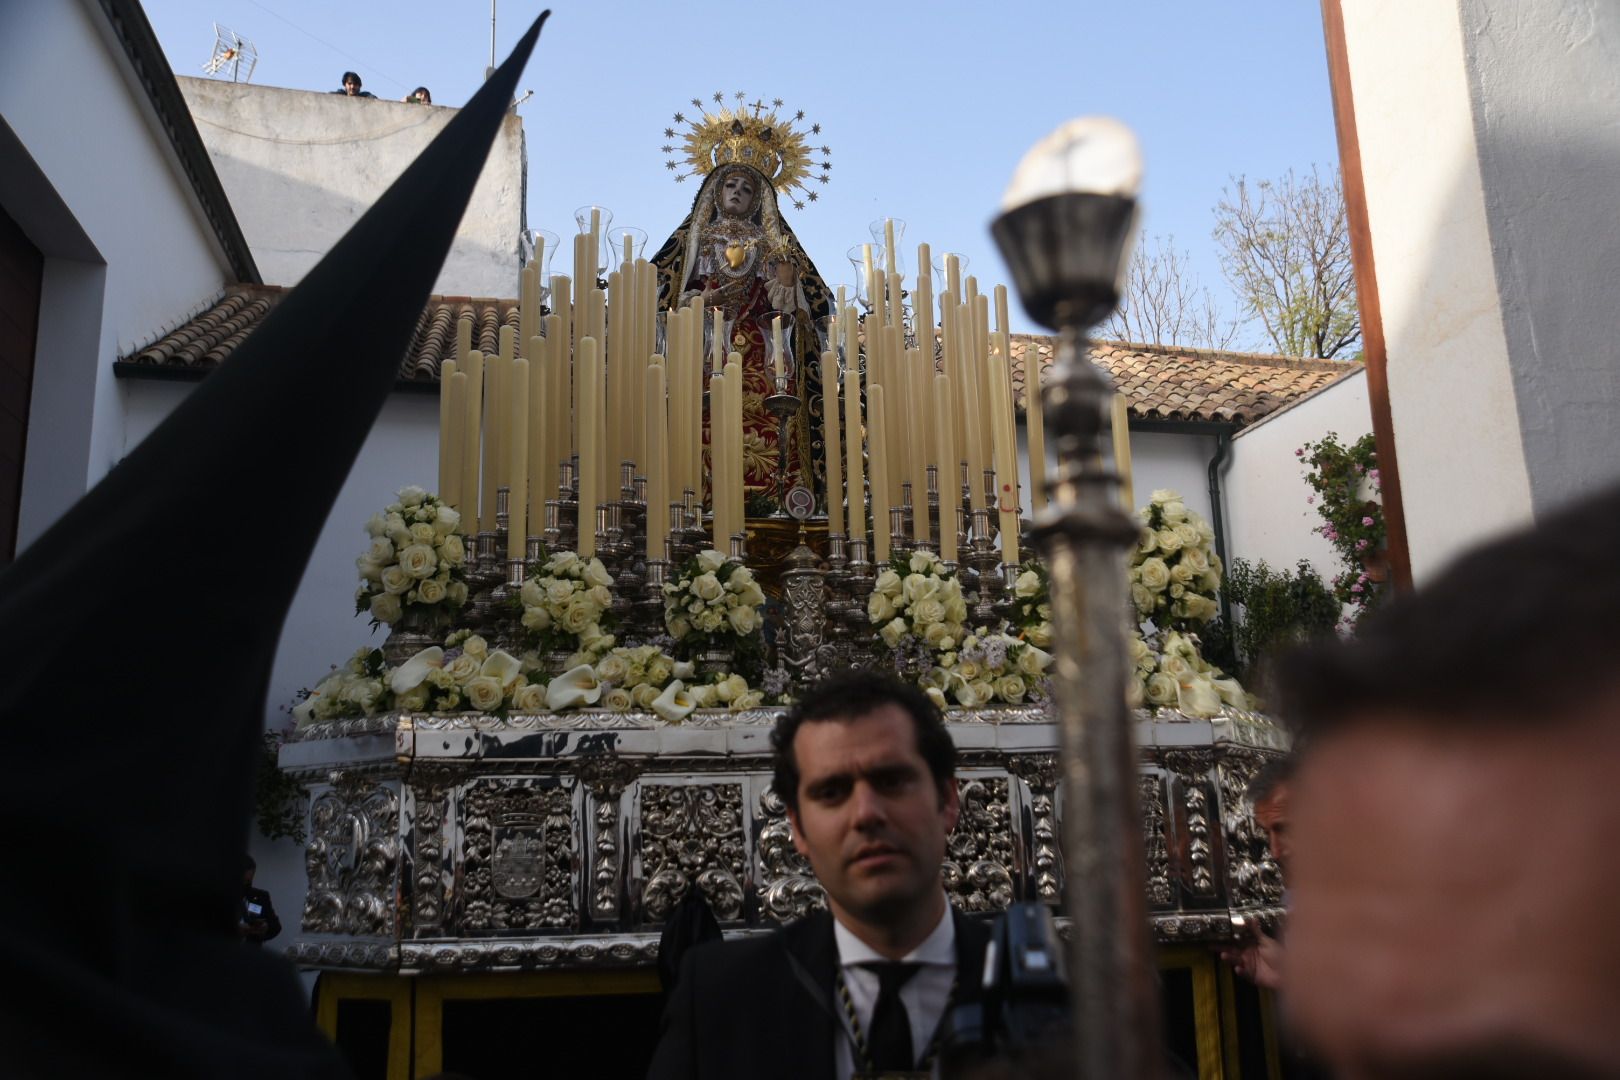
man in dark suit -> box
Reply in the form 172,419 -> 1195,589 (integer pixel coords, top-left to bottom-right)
239,855 -> 282,947
649,671 -> 990,1080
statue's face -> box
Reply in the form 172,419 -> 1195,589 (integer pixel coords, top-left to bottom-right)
719,172 -> 757,216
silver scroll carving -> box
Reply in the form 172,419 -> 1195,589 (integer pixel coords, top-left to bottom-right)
406,763 -> 464,934
1138,773 -> 1173,907
459,779 -> 577,932
1216,749 -> 1285,907
578,755 -> 639,922
1009,753 -> 1062,903
756,784 -> 825,923
1163,749 -> 1218,899
303,772 -> 400,936
944,777 -> 1015,913
640,783 -> 747,924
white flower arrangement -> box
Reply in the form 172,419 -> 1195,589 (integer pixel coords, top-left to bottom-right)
354,486 -> 469,629
1128,488 -> 1222,629
292,647 -> 390,724
1130,629 -> 1252,719
868,550 -> 970,656
389,632 -> 533,714
1010,562 -> 1054,649
927,628 -> 1054,709
517,550 -> 617,664
663,549 -> 767,647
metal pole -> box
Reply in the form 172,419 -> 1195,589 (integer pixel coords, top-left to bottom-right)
1033,325 -> 1161,1079
488,1 -> 498,77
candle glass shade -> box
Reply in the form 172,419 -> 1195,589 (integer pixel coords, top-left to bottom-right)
845,247 -> 872,305
608,226 -> 648,273
756,311 -> 795,383
572,205 -> 615,275
702,312 -> 734,370
527,228 -> 560,276
932,253 -> 970,294
867,218 -> 907,273
818,315 -> 839,363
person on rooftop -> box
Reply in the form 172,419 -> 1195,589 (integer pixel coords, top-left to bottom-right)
332,71 -> 374,98
404,86 -> 432,104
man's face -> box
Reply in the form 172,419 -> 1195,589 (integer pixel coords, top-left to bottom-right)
719,173 -> 756,216
1286,708 -> 1620,1078
787,705 -> 958,930
1252,785 -> 1290,874
343,77 -> 360,95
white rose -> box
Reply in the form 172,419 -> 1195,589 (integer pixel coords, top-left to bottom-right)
1156,528 -> 1183,555
912,597 -> 946,627
439,534 -> 466,567
365,513 -> 388,538
688,683 -> 718,708
667,614 -> 690,639
447,581 -> 468,606
695,608 -> 725,634
995,675 -> 1027,703
923,621 -> 951,649
736,582 -> 766,608
367,537 -> 395,564
696,549 -> 727,573
879,617 -> 909,649
632,683 -> 661,709
953,680 -> 981,707
735,690 -> 765,710
603,687 -> 634,711
925,686 -> 948,709
416,577 -> 447,605
549,551 -> 581,575
727,605 -> 758,634
586,585 -> 612,609
1017,645 -> 1052,676
1137,528 -> 1159,556
1213,678 -> 1249,709
1026,622 -> 1053,648
1128,636 -> 1151,665
1161,654 -> 1193,679
409,522 -> 436,544
909,552 -> 936,575
511,683 -> 548,712
1176,675 -> 1223,718
445,653 -> 481,684
1138,557 -> 1171,592
945,597 -> 969,624
385,514 -> 412,546
369,592 -> 402,625
464,676 -> 505,713
398,544 -> 438,579
562,597 -> 596,635
958,658 -> 982,681
380,565 -> 412,595
397,485 -> 427,508
1150,488 -> 1180,505
1144,672 -> 1179,706
646,657 -> 673,685
355,556 -> 384,583
728,567 -> 757,589
1131,584 -> 1157,615
672,661 -> 695,680
434,504 -> 460,536
691,572 -> 724,603
902,574 -> 940,606
595,653 -> 630,685
1014,570 -> 1041,598
396,685 -> 430,712
1170,562 -> 1195,585
1175,523 -> 1200,548
545,579 -> 576,606
969,679 -> 996,706
461,635 -> 488,658
583,559 -> 614,588
874,569 -> 902,599
1160,500 -> 1188,524
1179,546 -> 1209,574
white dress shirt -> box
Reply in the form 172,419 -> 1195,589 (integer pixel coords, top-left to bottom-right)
832,902 -> 956,1079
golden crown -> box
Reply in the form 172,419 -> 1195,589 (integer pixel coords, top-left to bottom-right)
662,92 -> 831,211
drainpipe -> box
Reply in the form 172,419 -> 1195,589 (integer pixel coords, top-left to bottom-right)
1207,430 -> 1233,628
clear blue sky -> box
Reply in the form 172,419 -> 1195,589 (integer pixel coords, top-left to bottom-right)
147,0 -> 1341,339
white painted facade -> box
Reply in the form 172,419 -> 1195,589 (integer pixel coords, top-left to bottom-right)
0,0 -> 236,552
178,77 -> 525,297
1225,369 -> 1371,587
1337,0 -> 1620,582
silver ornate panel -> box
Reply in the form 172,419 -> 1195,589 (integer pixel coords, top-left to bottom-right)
302,772 -> 400,937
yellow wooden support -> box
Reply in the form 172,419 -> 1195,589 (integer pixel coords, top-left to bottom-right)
314,972 -> 413,1080
1158,946 -> 1229,1080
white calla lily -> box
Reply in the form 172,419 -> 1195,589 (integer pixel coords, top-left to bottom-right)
480,649 -> 524,688
651,679 -> 697,724
546,664 -> 602,711
390,646 -> 444,694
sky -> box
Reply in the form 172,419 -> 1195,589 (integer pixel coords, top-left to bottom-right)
145,0 -> 1342,339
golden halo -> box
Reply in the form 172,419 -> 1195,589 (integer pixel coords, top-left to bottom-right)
660,91 -> 831,211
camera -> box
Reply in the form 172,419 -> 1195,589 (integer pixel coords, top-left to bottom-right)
936,903 -> 1071,1077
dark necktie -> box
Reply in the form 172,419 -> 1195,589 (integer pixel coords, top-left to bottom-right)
864,961 -> 921,1071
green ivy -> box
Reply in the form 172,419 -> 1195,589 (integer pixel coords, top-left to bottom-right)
253,729 -> 306,844
1224,558 -> 1340,678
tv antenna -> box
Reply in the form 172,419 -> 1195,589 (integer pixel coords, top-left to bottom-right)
203,23 -> 258,83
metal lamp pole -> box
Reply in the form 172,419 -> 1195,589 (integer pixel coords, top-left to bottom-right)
990,118 -> 1162,1079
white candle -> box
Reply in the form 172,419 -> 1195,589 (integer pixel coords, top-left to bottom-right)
439,357 -> 459,505
821,350 -> 843,535
646,361 -> 668,560
844,357 -> 865,547
507,358 -> 529,560
772,315 -> 785,381
577,337 -> 600,557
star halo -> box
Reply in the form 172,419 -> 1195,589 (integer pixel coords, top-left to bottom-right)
662,92 -> 831,211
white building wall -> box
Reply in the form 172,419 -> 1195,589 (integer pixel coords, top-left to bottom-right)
1225,370 -> 1370,586
178,77 -> 525,297
0,0 -> 232,552
1016,425 -> 1217,524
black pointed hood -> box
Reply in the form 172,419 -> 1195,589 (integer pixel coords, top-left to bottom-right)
0,13 -> 547,1076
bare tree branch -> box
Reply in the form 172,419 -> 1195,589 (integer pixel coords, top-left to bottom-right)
1101,234 -> 1240,350
1213,166 -> 1361,359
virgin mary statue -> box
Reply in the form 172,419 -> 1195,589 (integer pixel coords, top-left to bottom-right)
652,147 -> 833,502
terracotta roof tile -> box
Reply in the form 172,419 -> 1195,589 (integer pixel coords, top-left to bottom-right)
125,290 -> 1358,429
125,285 -> 518,383
1009,336 -> 1360,428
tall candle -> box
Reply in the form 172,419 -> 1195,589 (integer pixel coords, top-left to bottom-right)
456,313 -> 473,368
883,219 -> 897,279
519,264 -> 535,352
528,335 -> 547,529
481,346 -> 502,533
988,344 -> 1020,564
711,306 -> 725,373
1113,392 -> 1135,513
446,372 -> 467,520
709,370 -> 726,549
507,358 -> 529,560
821,350 -> 843,535
908,348 -> 929,542
542,314 -> 565,495
935,373 -> 958,563
1017,333 -> 1047,512
645,361 -> 668,560
771,315 -> 785,382
945,254 -> 962,303
496,324 -> 516,488
862,243 -> 875,287
844,359 -> 865,547
552,276 -> 574,455
725,355 -> 743,541
577,337 -> 600,557
869,383 -> 891,563
439,357 -> 459,505
461,350 -> 484,534
571,235 -> 589,355
954,303 -> 985,511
